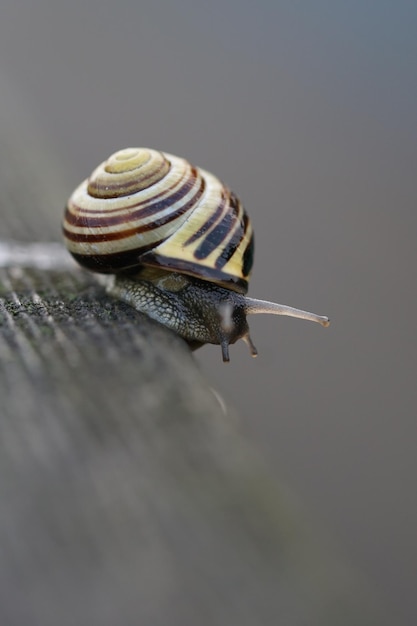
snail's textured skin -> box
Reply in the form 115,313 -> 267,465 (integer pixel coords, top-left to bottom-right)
63,148 -> 254,293
110,269 -> 250,360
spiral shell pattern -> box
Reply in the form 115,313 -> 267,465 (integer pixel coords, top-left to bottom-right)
63,148 -> 254,292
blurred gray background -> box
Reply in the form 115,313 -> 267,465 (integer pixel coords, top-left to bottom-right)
0,1 -> 416,623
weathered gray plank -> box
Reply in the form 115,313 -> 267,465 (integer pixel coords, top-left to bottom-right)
0,77 -> 381,625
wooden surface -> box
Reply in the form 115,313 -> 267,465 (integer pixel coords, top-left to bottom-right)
0,80 -> 381,625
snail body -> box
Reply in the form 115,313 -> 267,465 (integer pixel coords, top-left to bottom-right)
63,147 -> 329,361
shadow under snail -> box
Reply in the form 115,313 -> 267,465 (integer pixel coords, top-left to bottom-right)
63,147 -> 330,361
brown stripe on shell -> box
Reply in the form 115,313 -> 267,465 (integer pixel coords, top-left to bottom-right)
241,231 -> 254,277
192,190 -> 243,260
214,212 -> 250,270
63,178 -> 205,244
64,167 -> 203,228
183,192 -> 227,246
68,238 -> 166,273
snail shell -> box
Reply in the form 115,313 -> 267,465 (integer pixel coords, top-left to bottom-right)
63,147 -> 329,362
63,147 -> 254,294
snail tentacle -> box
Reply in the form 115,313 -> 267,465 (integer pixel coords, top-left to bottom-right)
243,297 -> 330,327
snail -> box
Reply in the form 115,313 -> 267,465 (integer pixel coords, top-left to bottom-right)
63,147 -> 329,361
